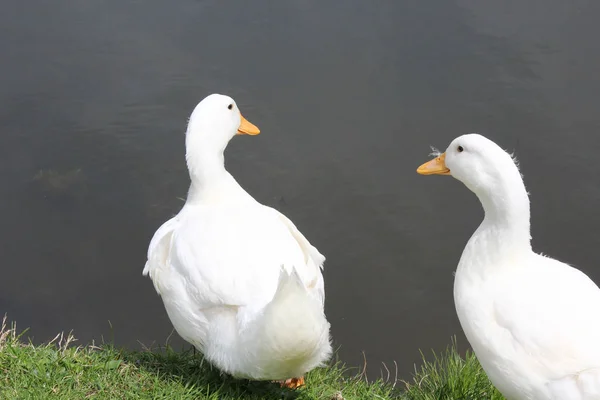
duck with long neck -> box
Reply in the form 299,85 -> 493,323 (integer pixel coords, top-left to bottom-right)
143,94 -> 332,390
417,133 -> 600,400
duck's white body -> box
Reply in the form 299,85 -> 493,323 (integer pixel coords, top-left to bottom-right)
418,134 -> 600,400
144,94 -> 331,381
456,226 -> 600,400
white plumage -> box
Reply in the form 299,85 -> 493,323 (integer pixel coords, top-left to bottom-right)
143,94 -> 331,382
418,133 -> 600,400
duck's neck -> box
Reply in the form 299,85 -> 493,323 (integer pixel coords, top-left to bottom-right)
185,147 -> 231,202
186,147 -> 226,182
479,177 -> 531,236
461,177 -> 532,274
184,146 -> 254,206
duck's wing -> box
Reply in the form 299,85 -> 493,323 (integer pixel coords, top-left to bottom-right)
160,206 -> 308,311
270,208 -> 326,305
493,255 -> 600,392
146,206 -> 325,312
143,216 -> 178,295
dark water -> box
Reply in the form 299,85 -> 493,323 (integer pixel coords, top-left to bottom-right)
2,0 -> 600,379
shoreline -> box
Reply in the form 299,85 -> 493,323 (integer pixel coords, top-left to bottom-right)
0,317 -> 503,399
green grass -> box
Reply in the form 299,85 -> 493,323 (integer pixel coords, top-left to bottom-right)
402,341 -> 504,400
0,318 -> 503,399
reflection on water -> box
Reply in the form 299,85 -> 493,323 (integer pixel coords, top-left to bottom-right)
1,0 -> 599,377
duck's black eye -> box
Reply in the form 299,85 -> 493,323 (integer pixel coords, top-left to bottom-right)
227,104 -> 233,110
457,145 -> 464,152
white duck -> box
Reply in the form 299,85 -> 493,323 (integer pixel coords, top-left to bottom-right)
143,94 -> 331,388
417,134 -> 600,400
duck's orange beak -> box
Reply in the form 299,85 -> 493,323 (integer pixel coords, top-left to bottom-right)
417,152 -> 451,175
237,114 -> 260,135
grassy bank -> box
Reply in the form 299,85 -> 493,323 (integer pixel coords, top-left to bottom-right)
0,318 -> 502,399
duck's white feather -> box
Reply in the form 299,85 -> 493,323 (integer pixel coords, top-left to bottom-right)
456,252 -> 600,399
143,217 -> 178,295
143,94 -> 331,380
147,202 -> 331,379
275,209 -> 326,303
424,133 -> 600,400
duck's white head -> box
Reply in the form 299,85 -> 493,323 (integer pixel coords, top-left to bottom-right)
185,94 -> 260,180
417,134 -> 530,230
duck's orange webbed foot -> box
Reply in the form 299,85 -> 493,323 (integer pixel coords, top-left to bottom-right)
278,376 -> 305,389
